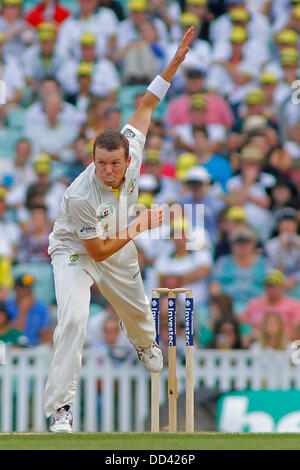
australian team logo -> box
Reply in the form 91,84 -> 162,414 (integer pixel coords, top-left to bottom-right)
98,203 -> 115,220
69,254 -> 79,266
123,128 -> 136,139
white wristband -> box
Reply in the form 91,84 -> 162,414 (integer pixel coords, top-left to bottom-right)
147,75 -> 170,101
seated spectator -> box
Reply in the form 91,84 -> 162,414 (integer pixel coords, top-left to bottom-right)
211,226 -> 268,313
178,0 -> 210,42
192,127 -> 233,192
208,318 -> 243,350
284,121 -> 300,160
1,138 -> 36,209
116,0 -> 168,50
25,0 -> 71,28
57,32 -> 119,99
178,166 -> 224,244
173,93 -> 227,151
166,12 -> 211,81
0,300 -> 28,347
209,0 -> 271,45
16,204 -> 51,264
250,312 -> 291,352
115,18 -> 166,85
240,270 -> 300,342
197,293 -> 236,347
0,186 -> 22,260
0,0 -> 35,59
67,137 -> 93,181
85,302 -> 128,348
79,96 -> 111,140
56,0 -> 118,59
165,68 -> 234,129
206,27 -> 261,107
141,150 -> 178,204
88,316 -> 134,364
265,208 -> 300,297
23,22 -> 63,88
226,143 -> 275,240
214,205 -> 251,260
5,274 -> 51,347
25,93 -> 81,159
147,0 -> 181,36
268,177 -> 300,214
0,31 -> 25,120
63,62 -> 98,115
24,77 -> 85,136
154,216 -> 213,304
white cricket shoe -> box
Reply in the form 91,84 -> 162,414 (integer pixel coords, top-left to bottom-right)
49,406 -> 73,433
120,320 -> 163,372
136,342 -> 163,372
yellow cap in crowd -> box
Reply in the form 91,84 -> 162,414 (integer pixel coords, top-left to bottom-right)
230,26 -> 248,43
128,0 -> 147,12
190,93 -> 207,110
246,88 -> 266,105
3,0 -> 23,5
180,12 -> 200,27
226,206 -> 246,222
34,154 -> 51,174
137,192 -> 154,209
260,72 -> 277,85
78,62 -> 93,76
279,47 -> 299,66
275,29 -> 298,45
229,8 -> 250,23
175,153 -> 198,181
293,4 -> 300,18
80,32 -> 96,46
186,0 -> 207,6
265,270 -> 285,286
145,148 -> 161,165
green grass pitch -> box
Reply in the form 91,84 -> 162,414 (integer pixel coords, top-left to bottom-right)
0,433 -> 300,450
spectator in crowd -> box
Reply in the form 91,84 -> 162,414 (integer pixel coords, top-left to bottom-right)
5,274 -> 51,347
25,93 -> 80,159
79,96 -> 111,140
209,317 -> 243,350
115,18 -> 166,85
57,32 -> 120,99
0,300 -> 28,347
23,22 -> 63,89
197,293 -> 236,346
116,0 -> 168,50
165,68 -> 234,128
240,269 -> 300,342
265,208 -> 300,297
0,0 -> 35,59
16,204 -> 51,264
214,205 -> 250,260
0,31 -> 25,120
178,165 -> 224,244
56,0 -> 118,60
173,93 -> 227,151
0,186 -> 22,261
155,216 -> 213,304
226,143 -> 275,240
250,312 -> 291,352
268,177 -> 300,214
88,316 -> 134,364
68,137 -> 93,182
211,226 -> 268,313
25,0 -> 71,28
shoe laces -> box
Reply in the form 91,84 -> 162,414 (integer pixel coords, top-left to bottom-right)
53,407 -> 72,425
136,342 -> 160,360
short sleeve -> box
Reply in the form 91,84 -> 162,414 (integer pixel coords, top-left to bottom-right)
68,197 -> 98,240
121,124 -> 146,166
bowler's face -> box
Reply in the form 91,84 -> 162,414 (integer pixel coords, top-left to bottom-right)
94,146 -> 131,189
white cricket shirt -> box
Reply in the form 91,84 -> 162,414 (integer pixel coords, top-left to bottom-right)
48,124 -> 145,256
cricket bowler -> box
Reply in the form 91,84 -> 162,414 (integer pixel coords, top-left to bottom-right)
44,27 -> 194,433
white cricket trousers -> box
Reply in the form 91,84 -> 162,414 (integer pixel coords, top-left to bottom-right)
44,241 -> 156,417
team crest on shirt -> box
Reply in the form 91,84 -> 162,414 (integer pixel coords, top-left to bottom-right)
98,203 -> 114,220
128,178 -> 136,195
123,128 -> 136,139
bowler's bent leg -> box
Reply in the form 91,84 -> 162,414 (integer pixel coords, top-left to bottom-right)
44,254 -> 94,417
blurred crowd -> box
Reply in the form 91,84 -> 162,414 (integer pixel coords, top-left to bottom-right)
0,0 -> 300,360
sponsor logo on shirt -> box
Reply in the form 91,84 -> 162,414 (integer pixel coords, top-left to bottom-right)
69,254 -> 79,266
80,226 -> 95,233
123,128 -> 136,139
99,203 -> 114,220
128,178 -> 136,195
